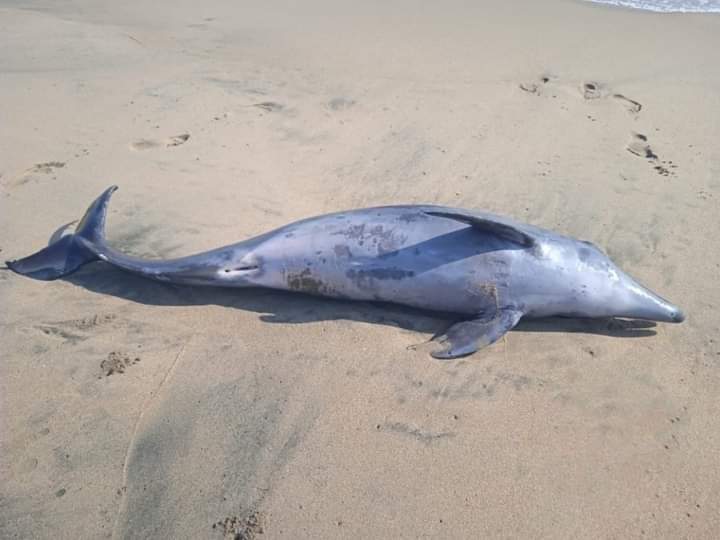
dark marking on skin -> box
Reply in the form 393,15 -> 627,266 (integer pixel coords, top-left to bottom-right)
332,223 -> 407,254
336,224 -> 397,243
346,268 -> 415,289
333,223 -> 366,240
376,226 -> 404,255
463,282 -> 499,316
487,256 -> 509,272
287,268 -> 331,295
333,245 -> 352,258
575,246 -> 611,272
578,247 -> 593,263
398,212 -> 425,223
347,268 -> 415,280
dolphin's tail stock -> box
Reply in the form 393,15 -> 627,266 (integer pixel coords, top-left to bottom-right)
6,186 -> 118,280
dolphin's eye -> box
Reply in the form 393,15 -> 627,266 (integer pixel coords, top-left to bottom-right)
580,239 -> 606,255
581,240 -> 607,257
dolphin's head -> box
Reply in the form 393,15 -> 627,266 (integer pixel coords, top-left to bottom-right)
563,240 -> 685,323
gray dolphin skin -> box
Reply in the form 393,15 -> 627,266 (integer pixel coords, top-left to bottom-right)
6,186 -> 684,359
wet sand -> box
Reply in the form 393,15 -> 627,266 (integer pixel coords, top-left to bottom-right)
1,0 -> 719,538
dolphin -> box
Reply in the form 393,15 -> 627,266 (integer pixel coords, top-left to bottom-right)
6,186 -> 684,358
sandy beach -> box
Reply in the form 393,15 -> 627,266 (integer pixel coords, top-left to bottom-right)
1,0 -> 719,538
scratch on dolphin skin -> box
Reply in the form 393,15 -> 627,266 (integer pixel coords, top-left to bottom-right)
381,422 -> 455,444
111,339 -> 189,539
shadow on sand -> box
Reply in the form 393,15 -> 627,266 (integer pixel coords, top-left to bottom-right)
60,262 -> 657,340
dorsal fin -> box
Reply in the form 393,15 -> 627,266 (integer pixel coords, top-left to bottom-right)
423,210 -> 536,248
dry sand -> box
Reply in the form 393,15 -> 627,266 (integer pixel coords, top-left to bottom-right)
1,0 -> 719,538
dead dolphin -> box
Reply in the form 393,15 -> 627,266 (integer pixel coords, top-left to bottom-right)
6,186 -> 684,358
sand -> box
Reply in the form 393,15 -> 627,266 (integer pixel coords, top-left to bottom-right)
1,0 -> 719,538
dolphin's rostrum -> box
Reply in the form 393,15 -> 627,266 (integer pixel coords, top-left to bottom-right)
6,186 -> 684,358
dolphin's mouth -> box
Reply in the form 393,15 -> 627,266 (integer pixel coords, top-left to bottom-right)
224,264 -> 259,273
218,263 -> 262,280
670,309 -> 685,323
619,271 -> 685,324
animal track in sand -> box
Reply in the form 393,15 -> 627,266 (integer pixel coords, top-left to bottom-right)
100,351 -> 140,377
130,133 -> 190,150
213,512 -> 265,539
626,132 -> 677,177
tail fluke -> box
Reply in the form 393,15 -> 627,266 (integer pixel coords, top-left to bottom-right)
6,185 -> 117,280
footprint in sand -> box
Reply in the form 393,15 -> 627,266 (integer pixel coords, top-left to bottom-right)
581,81 -> 643,115
327,97 -> 356,111
130,133 -> 190,151
520,75 -> 642,117
612,93 -> 642,114
626,132 -> 677,177
29,161 -> 66,174
32,313 -> 119,345
519,74 -> 554,95
251,101 -> 284,112
521,76 -> 666,176
9,161 -> 66,187
626,132 -> 657,159
581,81 -> 605,100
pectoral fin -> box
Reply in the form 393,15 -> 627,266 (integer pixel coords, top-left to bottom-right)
432,309 -> 523,359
